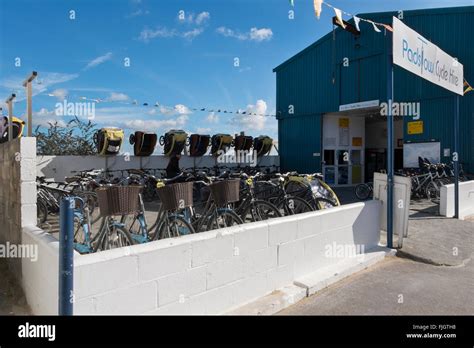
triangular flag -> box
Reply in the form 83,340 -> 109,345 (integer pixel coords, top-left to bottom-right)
333,7 -> 345,29
371,22 -> 381,33
289,0 -> 294,7
313,0 -> 323,19
353,16 -> 361,32
383,24 -> 393,32
464,80 -> 473,94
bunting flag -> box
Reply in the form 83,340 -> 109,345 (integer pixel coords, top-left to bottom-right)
289,0 -> 294,7
313,0 -> 323,19
371,21 -> 381,33
464,80 -> 473,95
383,24 -> 394,32
353,16 -> 361,32
333,7 -> 345,29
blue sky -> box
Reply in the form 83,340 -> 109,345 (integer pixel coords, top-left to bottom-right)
0,0 -> 472,153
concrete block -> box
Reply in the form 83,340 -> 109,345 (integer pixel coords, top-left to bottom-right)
94,281 -> 157,315
297,213 -> 322,239
20,204 -> 36,227
74,255 -> 139,298
137,243 -> 191,281
267,215 -> 299,246
74,297 -> 96,315
206,256 -> 244,289
266,265 -> 294,292
233,221 -> 268,255
20,137 -> 37,159
191,233 -> 233,267
20,158 -> 36,182
277,239 -> 304,267
21,182 -> 37,205
320,204 -> 364,231
231,272 -> 269,307
242,246 -> 278,275
157,266 -> 207,306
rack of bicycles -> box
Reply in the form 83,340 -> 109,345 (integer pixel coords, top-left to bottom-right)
36,166 -> 341,254
353,157 -> 470,202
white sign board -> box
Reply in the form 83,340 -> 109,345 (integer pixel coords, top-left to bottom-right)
403,141 -> 440,168
339,100 -> 380,112
393,17 -> 464,95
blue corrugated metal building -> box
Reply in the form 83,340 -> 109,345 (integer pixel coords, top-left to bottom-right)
273,6 -> 473,185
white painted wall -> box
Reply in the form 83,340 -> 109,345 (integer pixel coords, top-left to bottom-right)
37,155 -> 280,181
440,180 -> 474,220
22,200 -> 381,315
0,137 -> 37,276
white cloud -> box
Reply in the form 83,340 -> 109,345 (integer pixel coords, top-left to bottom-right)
48,88 -> 68,101
216,27 -> 273,42
231,99 -> 268,130
127,9 -> 150,17
196,127 -> 211,133
249,27 -> 273,42
0,72 -> 79,100
195,12 -> 210,25
138,26 -> 203,42
138,27 -> 176,42
83,52 -> 113,70
107,92 -> 130,102
178,11 -> 210,25
182,28 -> 204,40
124,115 -> 188,130
206,112 -> 219,123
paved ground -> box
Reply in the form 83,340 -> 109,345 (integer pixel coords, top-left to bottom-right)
278,255 -> 474,315
279,193 -> 474,315
0,259 -> 30,315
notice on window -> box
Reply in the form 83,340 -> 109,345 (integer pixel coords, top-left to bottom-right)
339,118 -> 349,146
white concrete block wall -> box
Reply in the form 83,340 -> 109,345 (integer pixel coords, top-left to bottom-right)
21,200 -> 381,315
0,138 -> 37,276
37,155 -> 280,181
440,180 -> 474,219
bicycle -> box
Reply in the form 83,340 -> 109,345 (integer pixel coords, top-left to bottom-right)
355,182 -> 373,200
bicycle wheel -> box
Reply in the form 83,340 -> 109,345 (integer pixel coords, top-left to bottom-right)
37,200 -> 48,225
240,200 -> 282,223
156,215 -> 195,240
278,196 -> 314,216
425,181 -> 440,199
355,184 -> 370,200
97,224 -> 135,251
208,209 -> 243,231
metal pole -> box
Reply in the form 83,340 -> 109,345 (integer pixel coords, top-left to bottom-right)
5,94 -> 16,142
454,95 -> 460,218
59,197 -> 74,315
386,33 -> 394,249
23,71 -> 37,137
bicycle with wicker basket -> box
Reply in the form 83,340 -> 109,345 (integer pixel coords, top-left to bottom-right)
184,174 -> 244,232
121,173 -> 195,241
72,186 -> 140,254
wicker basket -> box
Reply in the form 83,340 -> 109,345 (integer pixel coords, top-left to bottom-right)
156,181 -> 193,211
96,186 -> 142,217
209,179 -> 240,206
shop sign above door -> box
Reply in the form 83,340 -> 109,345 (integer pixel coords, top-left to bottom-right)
393,17 -> 463,95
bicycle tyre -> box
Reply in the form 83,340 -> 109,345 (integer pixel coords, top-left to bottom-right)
96,225 -> 135,252
156,215 -> 195,240
355,184 -> 370,200
240,200 -> 282,223
207,209 -> 243,231
315,197 -> 338,210
37,200 -> 48,225
278,196 -> 314,216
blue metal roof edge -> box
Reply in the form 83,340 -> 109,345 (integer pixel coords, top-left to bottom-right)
273,5 -> 474,73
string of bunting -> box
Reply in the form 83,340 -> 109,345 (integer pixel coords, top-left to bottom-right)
62,96 -> 278,117
289,0 -> 393,33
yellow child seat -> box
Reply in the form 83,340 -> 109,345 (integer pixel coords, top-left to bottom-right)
160,130 -> 187,157
0,116 -> 25,144
253,135 -> 273,157
210,134 -> 234,156
94,128 -> 124,155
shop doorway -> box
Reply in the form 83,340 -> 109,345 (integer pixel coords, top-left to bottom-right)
322,110 -> 404,186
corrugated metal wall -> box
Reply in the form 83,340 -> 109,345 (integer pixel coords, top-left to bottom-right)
275,6 -> 474,174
